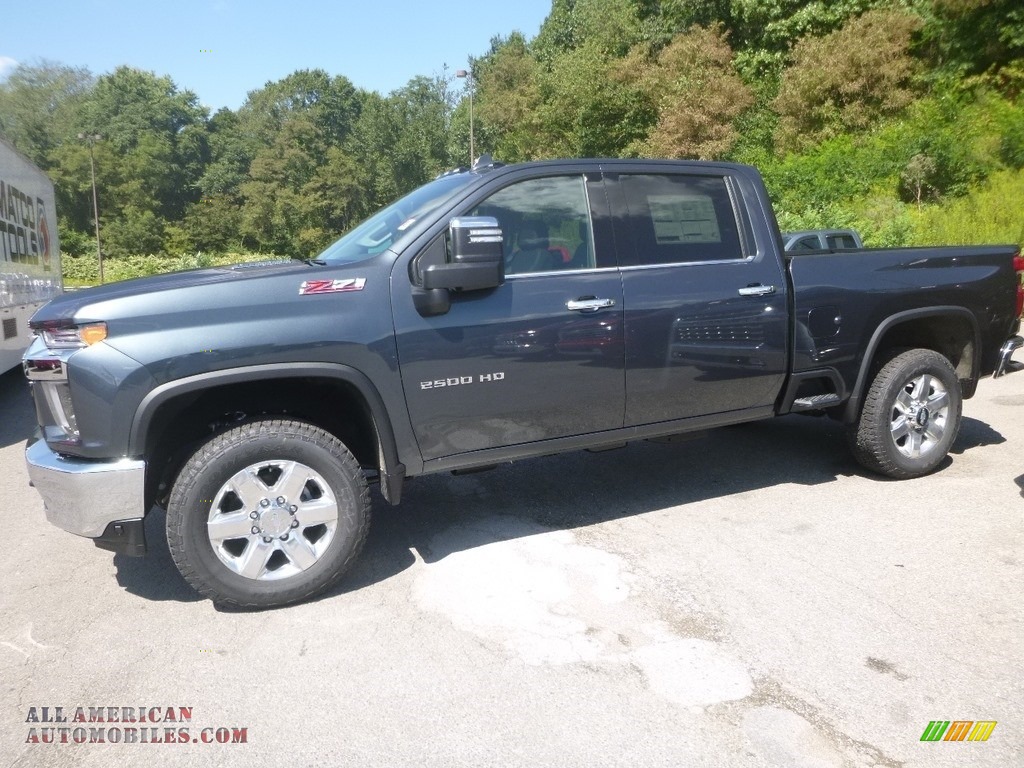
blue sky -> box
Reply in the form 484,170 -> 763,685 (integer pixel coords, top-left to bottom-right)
0,0 -> 552,111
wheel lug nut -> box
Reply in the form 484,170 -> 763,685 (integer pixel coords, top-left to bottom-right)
280,533 -> 289,541
260,499 -> 270,507
290,519 -> 299,528
276,496 -> 286,504
249,511 -> 259,519
251,526 -> 260,535
262,536 -> 272,543
289,505 -> 298,514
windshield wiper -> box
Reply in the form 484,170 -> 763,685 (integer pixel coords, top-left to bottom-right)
293,257 -> 328,266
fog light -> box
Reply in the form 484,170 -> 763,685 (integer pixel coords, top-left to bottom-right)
40,381 -> 79,439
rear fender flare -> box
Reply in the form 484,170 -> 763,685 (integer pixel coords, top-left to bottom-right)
843,306 -> 979,423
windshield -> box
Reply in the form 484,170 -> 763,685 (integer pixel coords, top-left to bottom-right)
317,173 -> 477,264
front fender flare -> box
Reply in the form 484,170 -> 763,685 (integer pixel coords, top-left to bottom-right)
128,363 -> 406,503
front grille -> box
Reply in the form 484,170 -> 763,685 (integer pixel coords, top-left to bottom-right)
2,317 -> 15,340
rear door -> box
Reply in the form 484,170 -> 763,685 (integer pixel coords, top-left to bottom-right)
605,167 -> 788,425
391,170 -> 625,462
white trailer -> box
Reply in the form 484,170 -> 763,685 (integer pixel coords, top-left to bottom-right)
0,137 -> 62,374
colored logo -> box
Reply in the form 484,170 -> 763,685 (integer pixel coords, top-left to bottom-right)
920,721 -> 997,742
298,278 -> 366,296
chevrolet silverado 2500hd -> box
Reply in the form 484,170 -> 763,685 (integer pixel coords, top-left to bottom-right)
22,159 -> 1024,607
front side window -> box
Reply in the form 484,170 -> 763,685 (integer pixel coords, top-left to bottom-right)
619,174 -> 744,266
470,175 -> 595,276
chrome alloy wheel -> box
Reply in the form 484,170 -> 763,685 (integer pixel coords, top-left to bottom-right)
206,460 -> 339,581
889,373 -> 950,459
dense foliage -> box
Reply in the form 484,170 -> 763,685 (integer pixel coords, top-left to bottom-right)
2,0 -> 1023,283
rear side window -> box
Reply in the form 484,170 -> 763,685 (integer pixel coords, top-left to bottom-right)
826,234 -> 858,249
792,236 -> 820,251
619,174 -> 744,266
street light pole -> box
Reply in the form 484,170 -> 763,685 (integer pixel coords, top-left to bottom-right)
456,69 -> 474,166
77,133 -> 104,284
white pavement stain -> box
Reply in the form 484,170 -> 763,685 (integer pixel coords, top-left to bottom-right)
0,623 -> 56,659
412,516 -> 753,708
742,707 -> 846,768
629,622 -> 753,708
411,519 -> 630,665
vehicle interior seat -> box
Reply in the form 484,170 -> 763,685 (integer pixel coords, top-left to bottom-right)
511,225 -> 558,274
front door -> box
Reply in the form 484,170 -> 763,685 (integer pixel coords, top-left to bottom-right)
392,172 -> 625,462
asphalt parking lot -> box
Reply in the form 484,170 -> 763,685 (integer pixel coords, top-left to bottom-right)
1,364 -> 1021,768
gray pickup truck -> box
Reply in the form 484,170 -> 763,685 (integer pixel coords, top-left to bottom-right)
22,159 -> 1024,607
782,229 -> 864,251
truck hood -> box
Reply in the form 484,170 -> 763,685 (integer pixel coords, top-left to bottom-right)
30,259 -> 309,325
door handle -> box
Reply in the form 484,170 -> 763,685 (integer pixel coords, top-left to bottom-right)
738,285 -> 776,297
566,297 -> 616,312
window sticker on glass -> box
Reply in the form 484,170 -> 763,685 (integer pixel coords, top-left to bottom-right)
648,195 -> 721,244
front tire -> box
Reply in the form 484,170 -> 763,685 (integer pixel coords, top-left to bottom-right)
166,420 -> 370,609
848,348 -> 962,479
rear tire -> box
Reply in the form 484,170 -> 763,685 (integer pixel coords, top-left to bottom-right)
847,348 -> 962,479
166,419 -> 370,609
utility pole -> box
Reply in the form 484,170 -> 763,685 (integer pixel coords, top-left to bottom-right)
456,69 -> 474,166
77,133 -> 104,284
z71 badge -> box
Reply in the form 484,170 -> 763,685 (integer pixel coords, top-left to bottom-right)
299,278 -> 366,295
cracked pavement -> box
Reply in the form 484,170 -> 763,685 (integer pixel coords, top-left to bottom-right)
1,365 -> 1022,767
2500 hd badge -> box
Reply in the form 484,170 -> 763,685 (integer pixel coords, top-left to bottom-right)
420,372 -> 506,390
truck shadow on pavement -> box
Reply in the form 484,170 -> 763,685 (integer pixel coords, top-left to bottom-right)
97,410 -> 1002,607
315,412 -> 1006,605
951,415 -> 1005,453
0,367 -> 37,449
113,508 -> 205,603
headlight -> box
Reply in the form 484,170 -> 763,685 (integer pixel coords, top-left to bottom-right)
39,322 -> 108,348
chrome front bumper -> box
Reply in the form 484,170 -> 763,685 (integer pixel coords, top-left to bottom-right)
25,440 -> 146,539
995,335 -> 1023,378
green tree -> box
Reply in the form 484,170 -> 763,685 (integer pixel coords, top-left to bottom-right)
478,1 -> 650,161
631,0 -> 734,43
54,66 -> 212,255
475,33 -> 545,161
381,75 -> 456,192
237,69 -> 360,148
239,116 -> 321,254
618,25 -> 752,159
532,0 -> 643,62
731,0 -> 901,52
533,41 -> 653,157
919,0 -> 1024,77
0,60 -> 94,167
230,70 -> 366,254
774,9 -> 924,152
